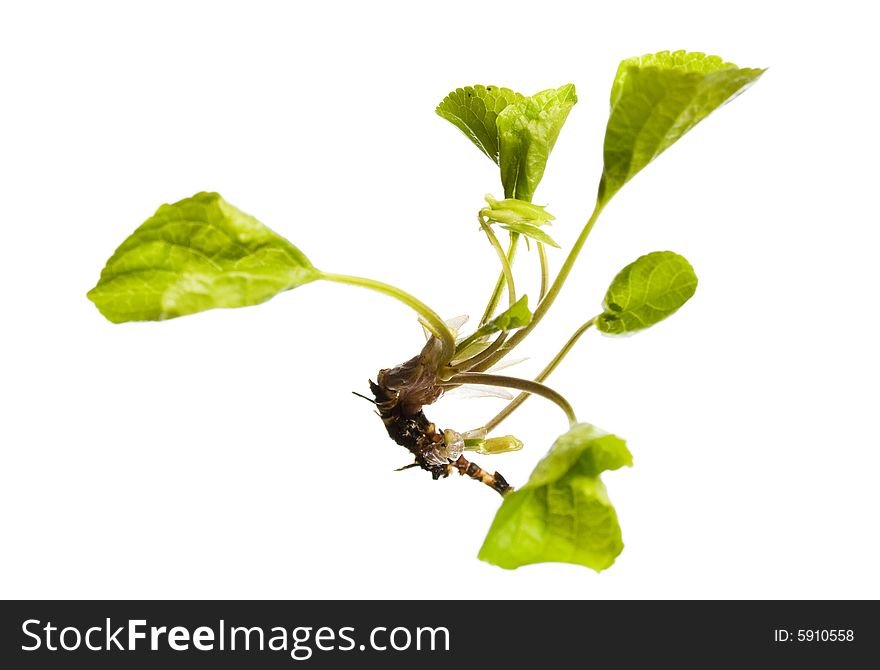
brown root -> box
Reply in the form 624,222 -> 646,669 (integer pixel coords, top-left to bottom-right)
370,337 -> 512,496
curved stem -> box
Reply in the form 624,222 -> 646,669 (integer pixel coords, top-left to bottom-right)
538,317 -> 597,382
537,241 -> 549,302
444,372 -> 577,426
474,203 -> 605,371
481,317 -> 596,433
320,272 -> 456,364
479,233 -> 519,326
479,215 -> 516,310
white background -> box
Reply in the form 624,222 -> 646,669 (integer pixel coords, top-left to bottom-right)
2,1 -> 878,599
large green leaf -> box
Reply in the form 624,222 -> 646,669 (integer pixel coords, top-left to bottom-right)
88,192 -> 319,323
436,85 -> 523,164
597,251 -> 697,335
498,84 -> 577,201
479,423 -> 632,571
599,50 -> 764,204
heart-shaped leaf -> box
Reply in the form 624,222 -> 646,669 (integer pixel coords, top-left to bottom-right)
436,85 -> 523,164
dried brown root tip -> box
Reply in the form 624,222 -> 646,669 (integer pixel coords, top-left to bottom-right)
395,462 -> 421,472
492,472 -> 512,496
448,455 -> 512,497
430,465 -> 449,480
369,369 -> 511,495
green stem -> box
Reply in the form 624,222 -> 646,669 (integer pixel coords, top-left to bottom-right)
481,317 -> 596,433
537,241 -> 549,302
444,372 -> 577,426
320,272 -> 456,364
479,215 -> 516,310
475,202 -> 605,371
479,233 -> 519,326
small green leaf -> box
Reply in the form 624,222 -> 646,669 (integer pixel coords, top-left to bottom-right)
479,423 -> 632,571
436,85 -> 524,164
477,294 -> 531,337
597,251 -> 697,335
497,84 -> 577,201
456,295 -> 532,354
499,222 -> 560,248
88,192 -> 319,323
599,50 -> 764,204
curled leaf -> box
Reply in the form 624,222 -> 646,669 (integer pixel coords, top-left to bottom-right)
480,194 -> 555,226
498,84 -> 577,201
479,423 -> 632,570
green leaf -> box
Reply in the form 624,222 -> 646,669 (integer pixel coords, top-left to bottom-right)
476,294 -> 531,337
456,295 -> 532,355
499,222 -> 559,248
436,85 -> 523,164
479,423 -> 632,571
596,251 -> 697,335
497,84 -> 577,201
599,50 -> 764,204
87,192 -> 319,323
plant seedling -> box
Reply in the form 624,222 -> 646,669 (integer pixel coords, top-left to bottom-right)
88,51 -> 764,570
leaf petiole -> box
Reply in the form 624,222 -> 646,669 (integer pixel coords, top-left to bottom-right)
320,272 -> 457,364
537,241 -> 549,302
479,233 -> 519,326
478,214 -> 517,311
475,202 -> 605,371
